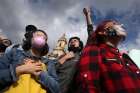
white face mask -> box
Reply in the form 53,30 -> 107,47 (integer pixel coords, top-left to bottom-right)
113,24 -> 127,37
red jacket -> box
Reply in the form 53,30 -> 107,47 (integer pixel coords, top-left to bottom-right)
76,44 -> 140,93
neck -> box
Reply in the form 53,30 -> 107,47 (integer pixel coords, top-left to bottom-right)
106,41 -> 117,48
31,48 -> 41,57
106,37 -> 120,48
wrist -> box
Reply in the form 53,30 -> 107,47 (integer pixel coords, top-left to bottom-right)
59,57 -> 67,64
85,13 -> 91,17
16,66 -> 21,76
16,65 -> 25,76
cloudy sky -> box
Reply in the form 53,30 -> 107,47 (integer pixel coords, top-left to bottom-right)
0,0 -> 140,52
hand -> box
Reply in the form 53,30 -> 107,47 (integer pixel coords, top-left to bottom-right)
83,7 -> 91,16
64,51 -> 75,60
24,59 -> 43,77
23,58 -> 35,64
32,70 -> 42,77
16,62 -> 43,76
58,51 -> 75,64
32,60 -> 44,77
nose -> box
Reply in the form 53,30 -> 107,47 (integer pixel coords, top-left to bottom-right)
70,42 -> 74,46
70,40 -> 76,45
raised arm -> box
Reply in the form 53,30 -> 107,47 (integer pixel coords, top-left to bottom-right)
83,8 -> 94,36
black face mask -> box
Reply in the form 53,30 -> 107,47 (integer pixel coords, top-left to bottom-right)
0,43 -> 7,52
68,45 -> 81,53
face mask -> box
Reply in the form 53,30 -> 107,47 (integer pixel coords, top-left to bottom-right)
32,36 -> 46,49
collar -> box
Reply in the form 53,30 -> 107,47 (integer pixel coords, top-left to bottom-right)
99,43 -> 121,56
22,49 -> 47,61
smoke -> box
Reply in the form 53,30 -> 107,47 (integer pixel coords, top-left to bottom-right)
0,0 -> 139,51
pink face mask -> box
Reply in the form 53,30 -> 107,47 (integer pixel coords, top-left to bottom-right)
32,36 -> 46,48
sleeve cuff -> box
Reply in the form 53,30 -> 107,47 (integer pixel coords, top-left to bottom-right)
87,24 -> 93,30
9,64 -> 18,82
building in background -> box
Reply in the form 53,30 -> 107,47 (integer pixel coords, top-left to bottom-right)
48,34 -> 67,59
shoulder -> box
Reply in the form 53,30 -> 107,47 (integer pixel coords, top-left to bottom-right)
42,56 -> 57,64
81,45 -> 100,56
5,44 -> 17,54
5,44 -> 23,56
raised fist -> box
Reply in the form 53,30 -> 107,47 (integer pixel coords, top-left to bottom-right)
83,7 -> 91,16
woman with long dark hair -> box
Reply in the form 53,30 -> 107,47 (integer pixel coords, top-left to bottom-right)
0,29 -> 60,93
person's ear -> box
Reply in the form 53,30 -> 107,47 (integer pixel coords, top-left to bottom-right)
45,37 -> 48,43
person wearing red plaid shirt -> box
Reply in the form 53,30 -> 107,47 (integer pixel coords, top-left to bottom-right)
76,12 -> 140,93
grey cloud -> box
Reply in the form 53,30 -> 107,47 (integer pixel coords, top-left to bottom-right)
0,0 -> 22,43
0,0 -> 140,50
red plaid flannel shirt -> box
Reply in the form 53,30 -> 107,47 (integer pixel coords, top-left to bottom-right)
76,44 -> 140,93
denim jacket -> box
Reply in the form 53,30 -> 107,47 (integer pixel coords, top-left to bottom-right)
0,44 -> 60,93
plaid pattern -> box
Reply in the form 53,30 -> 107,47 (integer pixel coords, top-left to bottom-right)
76,44 -> 140,93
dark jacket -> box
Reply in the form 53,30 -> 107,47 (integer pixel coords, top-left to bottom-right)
56,52 -> 80,93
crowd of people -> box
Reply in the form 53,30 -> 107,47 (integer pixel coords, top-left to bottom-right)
0,7 -> 140,93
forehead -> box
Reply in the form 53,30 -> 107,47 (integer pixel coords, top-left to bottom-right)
0,34 -> 8,40
34,31 -> 45,35
33,31 -> 48,39
34,31 -> 47,37
70,38 -> 79,42
104,21 -> 119,29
